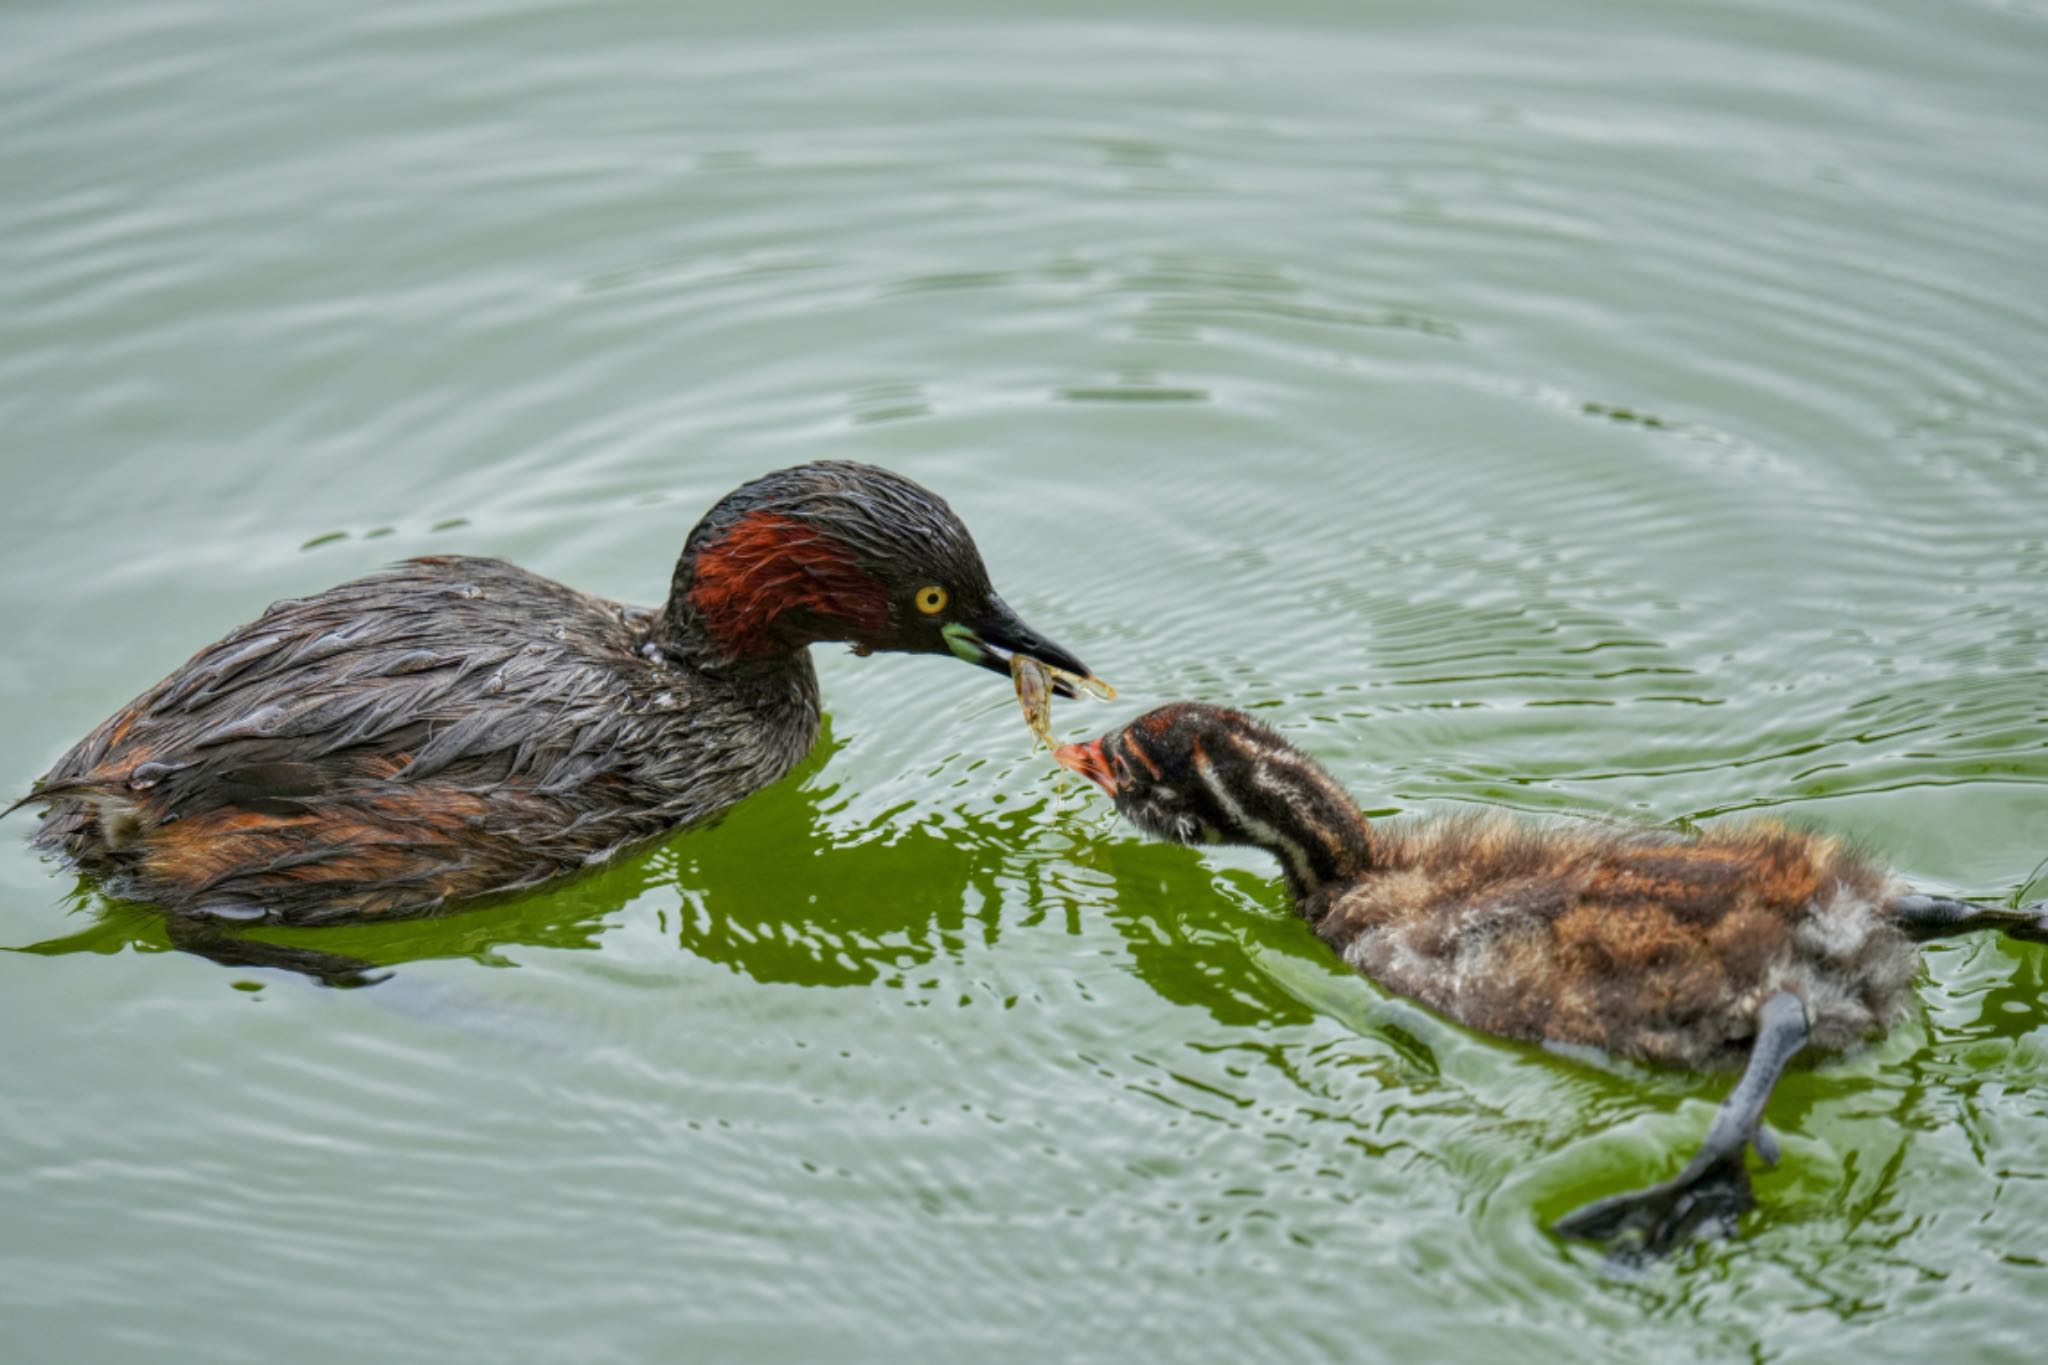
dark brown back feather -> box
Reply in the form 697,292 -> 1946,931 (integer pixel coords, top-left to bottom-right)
28,556 -> 821,922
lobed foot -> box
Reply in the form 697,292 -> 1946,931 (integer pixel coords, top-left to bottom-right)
1558,991 -> 1808,1260
166,917 -> 391,988
2005,905 -> 2048,945
1894,894 -> 2048,945
1554,1148 -> 1754,1257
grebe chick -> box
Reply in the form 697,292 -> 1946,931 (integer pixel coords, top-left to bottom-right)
11,461 -> 1096,926
1055,702 -> 2048,1256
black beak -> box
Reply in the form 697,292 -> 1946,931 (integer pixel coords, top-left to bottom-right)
942,595 -> 1094,698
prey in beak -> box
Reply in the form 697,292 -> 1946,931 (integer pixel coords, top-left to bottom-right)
942,596 -> 1097,699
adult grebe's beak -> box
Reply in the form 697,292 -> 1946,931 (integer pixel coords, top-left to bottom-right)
942,595 -> 1095,698
1053,738 -> 1118,796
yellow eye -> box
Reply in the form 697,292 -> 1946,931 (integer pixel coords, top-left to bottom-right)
914,585 -> 949,615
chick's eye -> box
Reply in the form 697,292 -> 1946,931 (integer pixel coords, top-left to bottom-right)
914,586 -> 949,615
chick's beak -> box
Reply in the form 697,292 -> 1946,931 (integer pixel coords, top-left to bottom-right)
1053,738 -> 1119,796
942,594 -> 1095,698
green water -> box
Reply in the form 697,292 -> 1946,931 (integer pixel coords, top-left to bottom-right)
4,0 -> 2046,1358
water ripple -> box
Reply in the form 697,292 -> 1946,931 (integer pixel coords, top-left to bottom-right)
4,3 -> 2048,1361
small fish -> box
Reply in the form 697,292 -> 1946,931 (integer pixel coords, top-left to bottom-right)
1012,655 -> 1115,748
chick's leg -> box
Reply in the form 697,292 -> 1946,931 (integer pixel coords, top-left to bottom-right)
1554,990 -> 1809,1257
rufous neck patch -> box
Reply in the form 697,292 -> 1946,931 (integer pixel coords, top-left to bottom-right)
689,512 -> 891,657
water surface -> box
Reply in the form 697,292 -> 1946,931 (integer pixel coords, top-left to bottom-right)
3,1 -> 2046,1360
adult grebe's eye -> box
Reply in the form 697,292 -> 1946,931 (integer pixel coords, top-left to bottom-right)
914,585 -> 948,615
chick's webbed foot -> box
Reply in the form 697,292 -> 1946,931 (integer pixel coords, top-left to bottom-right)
1893,894 -> 2048,944
2006,903 -> 2048,945
1554,1136 -> 1761,1255
1554,991 -> 1809,1258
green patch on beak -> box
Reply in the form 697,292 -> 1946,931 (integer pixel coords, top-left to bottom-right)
941,621 -> 988,666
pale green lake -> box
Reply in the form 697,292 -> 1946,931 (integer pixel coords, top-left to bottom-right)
3,1 -> 2045,1360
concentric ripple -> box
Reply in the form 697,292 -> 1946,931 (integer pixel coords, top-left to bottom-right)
2,2 -> 2045,1362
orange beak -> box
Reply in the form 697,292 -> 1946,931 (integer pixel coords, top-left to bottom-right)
1053,738 -> 1118,796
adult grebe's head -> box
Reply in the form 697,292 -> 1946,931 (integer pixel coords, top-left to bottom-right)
672,461 -> 1093,688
